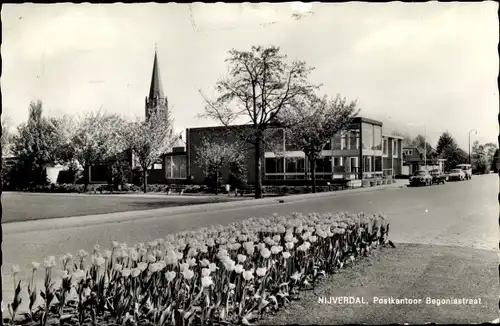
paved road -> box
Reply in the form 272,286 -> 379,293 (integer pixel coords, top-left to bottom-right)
2,175 -> 497,317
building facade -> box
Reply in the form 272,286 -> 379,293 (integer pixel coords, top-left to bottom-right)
182,117 -> 403,186
402,146 -> 446,175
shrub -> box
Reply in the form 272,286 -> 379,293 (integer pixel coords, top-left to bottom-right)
131,166 -> 144,187
184,185 -> 203,194
122,183 -> 140,192
6,211 -> 390,326
228,161 -> 248,191
110,161 -> 131,190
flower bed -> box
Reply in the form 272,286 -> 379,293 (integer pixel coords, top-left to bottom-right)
5,212 -> 390,326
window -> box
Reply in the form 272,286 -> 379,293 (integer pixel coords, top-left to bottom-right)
166,155 -> 187,179
344,133 -> 351,150
315,157 -> 332,173
265,174 -> 284,180
265,158 -> 284,174
350,157 -> 358,173
154,163 -> 163,170
373,125 -> 382,150
333,134 -> 342,150
403,149 -> 412,156
393,140 -> 398,157
350,131 -> 359,150
363,156 -> 372,172
362,123 -> 374,150
340,135 -> 346,150
374,157 -> 382,171
285,157 -> 305,173
383,139 -> 388,155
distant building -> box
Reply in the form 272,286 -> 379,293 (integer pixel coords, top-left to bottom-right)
402,146 -> 446,175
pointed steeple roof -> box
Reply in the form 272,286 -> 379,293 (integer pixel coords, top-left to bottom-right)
148,50 -> 164,101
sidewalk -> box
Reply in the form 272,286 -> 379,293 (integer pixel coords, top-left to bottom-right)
259,243 -> 498,325
3,180 -> 407,234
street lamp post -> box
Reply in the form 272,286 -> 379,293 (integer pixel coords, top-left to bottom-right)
468,129 -> 477,165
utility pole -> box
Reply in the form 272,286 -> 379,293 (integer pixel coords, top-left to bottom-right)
468,129 -> 477,165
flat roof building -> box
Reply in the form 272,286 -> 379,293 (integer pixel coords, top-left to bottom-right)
168,116 -> 404,186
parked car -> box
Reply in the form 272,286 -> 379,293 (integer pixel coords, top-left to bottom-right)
429,169 -> 446,184
409,170 -> 433,186
447,168 -> 466,181
456,164 -> 472,180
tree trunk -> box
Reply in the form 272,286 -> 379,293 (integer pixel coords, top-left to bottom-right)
215,171 -> 219,195
254,132 -> 263,199
142,168 -> 148,193
310,157 -> 317,193
83,164 -> 89,192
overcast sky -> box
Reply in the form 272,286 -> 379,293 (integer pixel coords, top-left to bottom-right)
2,2 -> 498,149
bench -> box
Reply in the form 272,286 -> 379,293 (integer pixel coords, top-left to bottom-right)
327,179 -> 350,191
167,185 -> 187,195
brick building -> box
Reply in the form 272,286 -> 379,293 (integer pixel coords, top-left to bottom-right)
402,146 -> 446,175
182,117 -> 403,186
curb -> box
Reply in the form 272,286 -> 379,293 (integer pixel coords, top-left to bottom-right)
3,182 -> 406,235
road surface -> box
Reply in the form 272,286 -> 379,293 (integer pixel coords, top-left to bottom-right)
2,175 -> 497,320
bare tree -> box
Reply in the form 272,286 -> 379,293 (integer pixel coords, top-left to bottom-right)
194,137 -> 245,195
71,109 -> 126,191
199,45 -> 319,198
122,109 -> 177,193
280,94 -> 358,193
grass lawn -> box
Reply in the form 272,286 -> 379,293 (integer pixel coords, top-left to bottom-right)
259,243 -> 498,325
1,192 -> 243,223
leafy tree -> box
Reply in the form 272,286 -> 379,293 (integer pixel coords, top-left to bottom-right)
483,142 -> 497,171
471,141 -> 489,174
11,101 -> 67,188
408,134 -> 437,160
122,108 -> 177,193
435,132 -> 467,170
228,160 -> 248,196
2,115 -> 14,189
199,45 -> 319,198
279,93 -> 358,193
492,148 -> 499,173
71,109 -> 126,191
436,132 -> 457,156
1,115 -> 13,158
110,159 -> 131,190
195,137 -> 245,195
472,141 -> 497,174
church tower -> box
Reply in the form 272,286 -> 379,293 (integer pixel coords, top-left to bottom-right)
145,49 -> 168,120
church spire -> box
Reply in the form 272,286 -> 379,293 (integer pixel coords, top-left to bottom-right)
149,49 -> 164,102
145,47 -> 167,119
